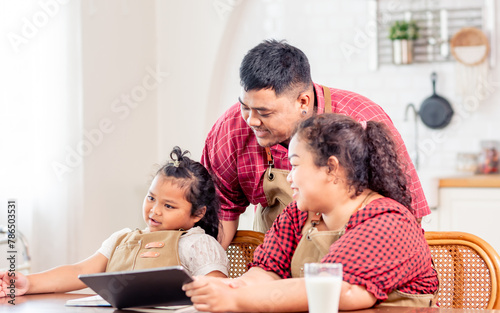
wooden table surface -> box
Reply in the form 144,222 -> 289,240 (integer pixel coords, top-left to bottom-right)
2,292 -> 500,313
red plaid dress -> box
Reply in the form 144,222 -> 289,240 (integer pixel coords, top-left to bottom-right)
202,83 -> 430,221
250,198 -> 439,302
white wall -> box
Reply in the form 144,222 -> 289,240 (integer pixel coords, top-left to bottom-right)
155,0 -> 246,160
77,0 -> 160,261
154,0 -> 259,229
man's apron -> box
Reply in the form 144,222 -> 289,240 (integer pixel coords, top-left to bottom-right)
106,229 -> 186,272
290,212 -> 438,307
253,86 -> 333,233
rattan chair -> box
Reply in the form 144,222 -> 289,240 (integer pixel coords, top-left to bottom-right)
226,230 -> 265,278
425,231 -> 500,309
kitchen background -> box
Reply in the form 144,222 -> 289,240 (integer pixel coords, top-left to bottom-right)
1,0 -> 499,273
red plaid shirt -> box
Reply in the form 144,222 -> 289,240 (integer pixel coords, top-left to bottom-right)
202,83 -> 430,221
250,198 -> 439,302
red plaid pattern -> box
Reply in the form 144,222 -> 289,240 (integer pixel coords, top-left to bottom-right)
250,198 -> 439,302
202,83 -> 430,221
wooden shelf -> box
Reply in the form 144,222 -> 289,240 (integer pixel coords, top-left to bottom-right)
439,175 -> 500,188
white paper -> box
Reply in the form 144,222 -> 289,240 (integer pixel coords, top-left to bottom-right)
65,295 -> 202,312
65,295 -> 110,307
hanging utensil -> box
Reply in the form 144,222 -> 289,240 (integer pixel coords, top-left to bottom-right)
404,103 -> 420,170
419,72 -> 454,129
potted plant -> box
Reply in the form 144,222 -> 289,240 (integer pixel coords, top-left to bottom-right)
389,20 -> 419,65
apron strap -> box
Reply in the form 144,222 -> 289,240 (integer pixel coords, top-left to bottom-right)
264,147 -> 273,166
322,85 -> 332,113
264,147 -> 275,180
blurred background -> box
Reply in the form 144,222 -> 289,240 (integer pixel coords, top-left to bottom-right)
1,0 -> 499,273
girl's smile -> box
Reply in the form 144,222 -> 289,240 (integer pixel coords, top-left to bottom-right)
148,216 -> 162,227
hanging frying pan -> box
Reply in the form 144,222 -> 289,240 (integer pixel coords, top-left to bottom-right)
419,72 -> 454,129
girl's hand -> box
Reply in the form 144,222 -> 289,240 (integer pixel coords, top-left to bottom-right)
228,278 -> 247,289
0,271 -> 29,297
183,276 -> 240,312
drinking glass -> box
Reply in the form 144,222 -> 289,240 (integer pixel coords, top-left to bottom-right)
304,263 -> 342,313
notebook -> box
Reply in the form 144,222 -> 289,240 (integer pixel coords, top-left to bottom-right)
74,266 -> 193,309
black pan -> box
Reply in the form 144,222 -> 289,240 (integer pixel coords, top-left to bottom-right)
419,72 -> 454,129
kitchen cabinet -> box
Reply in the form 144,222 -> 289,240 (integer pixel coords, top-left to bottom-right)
434,175 -> 500,254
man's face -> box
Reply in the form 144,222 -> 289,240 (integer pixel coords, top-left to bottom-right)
239,88 -> 305,147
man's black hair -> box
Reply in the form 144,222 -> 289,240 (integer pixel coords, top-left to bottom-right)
239,39 -> 313,96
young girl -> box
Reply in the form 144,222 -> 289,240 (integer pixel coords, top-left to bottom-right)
0,146 -> 228,297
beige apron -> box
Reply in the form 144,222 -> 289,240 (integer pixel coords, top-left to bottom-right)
290,213 -> 438,307
106,229 -> 186,272
253,86 -> 333,233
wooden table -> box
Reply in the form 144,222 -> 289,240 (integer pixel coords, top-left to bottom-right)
1,293 -> 114,312
2,293 -> 500,313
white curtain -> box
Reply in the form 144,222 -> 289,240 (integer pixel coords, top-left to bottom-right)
0,0 -> 83,272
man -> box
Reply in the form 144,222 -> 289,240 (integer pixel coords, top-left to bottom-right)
202,39 -> 429,248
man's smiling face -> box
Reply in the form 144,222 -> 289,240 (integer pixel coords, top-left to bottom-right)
239,88 -> 306,148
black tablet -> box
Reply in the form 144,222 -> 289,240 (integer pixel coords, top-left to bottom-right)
78,266 -> 193,309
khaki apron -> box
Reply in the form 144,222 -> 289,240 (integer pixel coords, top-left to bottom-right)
290,212 -> 438,307
106,229 -> 186,272
253,85 -> 333,233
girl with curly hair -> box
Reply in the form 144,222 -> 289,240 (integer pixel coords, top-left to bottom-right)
184,114 -> 438,312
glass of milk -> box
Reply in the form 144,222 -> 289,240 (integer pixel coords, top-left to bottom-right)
304,263 -> 342,313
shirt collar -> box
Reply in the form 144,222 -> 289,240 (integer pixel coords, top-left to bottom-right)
312,82 -> 327,114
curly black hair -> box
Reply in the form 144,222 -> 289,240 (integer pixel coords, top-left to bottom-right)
294,114 -> 413,213
156,146 -> 221,239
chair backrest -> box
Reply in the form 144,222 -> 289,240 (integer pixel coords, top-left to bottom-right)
226,230 -> 265,278
425,231 -> 500,309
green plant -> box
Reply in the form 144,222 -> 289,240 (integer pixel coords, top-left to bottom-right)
389,20 -> 419,40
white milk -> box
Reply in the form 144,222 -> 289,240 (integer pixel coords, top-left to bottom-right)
305,276 -> 342,313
